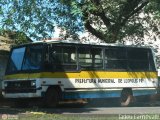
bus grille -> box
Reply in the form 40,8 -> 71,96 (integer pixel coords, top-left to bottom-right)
4,80 -> 36,93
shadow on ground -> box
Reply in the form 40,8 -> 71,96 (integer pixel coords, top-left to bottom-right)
0,94 -> 160,115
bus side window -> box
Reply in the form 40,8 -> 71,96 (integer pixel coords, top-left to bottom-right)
62,46 -> 77,70
127,48 -> 150,71
91,48 -> 103,69
50,47 -> 63,70
43,52 -> 53,71
78,47 -> 92,69
49,45 -> 77,71
105,47 -> 127,71
78,47 -> 103,70
148,50 -> 156,71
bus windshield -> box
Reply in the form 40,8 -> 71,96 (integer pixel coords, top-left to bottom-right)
6,45 -> 43,73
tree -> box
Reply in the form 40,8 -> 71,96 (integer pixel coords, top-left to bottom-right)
0,29 -> 31,45
0,0 -> 159,43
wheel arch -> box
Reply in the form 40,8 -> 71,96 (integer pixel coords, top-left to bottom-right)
122,88 -> 133,95
45,85 -> 63,99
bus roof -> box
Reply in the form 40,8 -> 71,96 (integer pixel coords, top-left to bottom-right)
31,39 -> 151,49
12,39 -> 152,49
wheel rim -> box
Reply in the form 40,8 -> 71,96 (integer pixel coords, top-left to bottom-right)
120,90 -> 132,107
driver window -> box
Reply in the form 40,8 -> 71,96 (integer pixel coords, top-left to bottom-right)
22,45 -> 43,70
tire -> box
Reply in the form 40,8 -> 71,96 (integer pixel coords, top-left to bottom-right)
120,89 -> 134,107
44,87 -> 60,108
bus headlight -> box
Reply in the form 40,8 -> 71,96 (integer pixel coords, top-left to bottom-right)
31,81 -> 36,87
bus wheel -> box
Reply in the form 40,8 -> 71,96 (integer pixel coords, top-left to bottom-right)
120,88 -> 133,107
44,87 -> 60,108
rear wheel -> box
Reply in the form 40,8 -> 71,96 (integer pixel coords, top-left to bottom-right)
120,88 -> 134,107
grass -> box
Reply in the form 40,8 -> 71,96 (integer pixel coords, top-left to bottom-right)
5,112 -> 158,120
0,107 -> 118,120
18,113 -> 118,120
9,112 -> 159,120
1,106 -> 159,120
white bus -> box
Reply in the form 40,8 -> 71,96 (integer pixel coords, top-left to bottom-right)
2,40 -> 158,107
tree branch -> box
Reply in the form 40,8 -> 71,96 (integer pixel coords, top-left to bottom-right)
93,11 -> 112,27
84,20 -> 105,40
89,0 -> 112,28
83,12 -> 105,40
120,0 -> 149,26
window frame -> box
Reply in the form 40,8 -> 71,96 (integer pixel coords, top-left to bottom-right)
6,43 -> 45,75
104,46 -> 156,72
48,43 -> 78,72
77,46 -> 104,70
22,45 -> 44,71
104,47 -> 128,71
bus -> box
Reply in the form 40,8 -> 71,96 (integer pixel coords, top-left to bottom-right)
158,69 -> 160,93
2,40 -> 158,107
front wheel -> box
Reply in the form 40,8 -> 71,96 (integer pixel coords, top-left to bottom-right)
43,87 -> 60,108
120,88 -> 134,107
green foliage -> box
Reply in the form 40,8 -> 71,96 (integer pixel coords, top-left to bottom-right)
0,0 -> 84,40
0,0 -> 159,43
0,29 -> 31,45
13,32 -> 31,45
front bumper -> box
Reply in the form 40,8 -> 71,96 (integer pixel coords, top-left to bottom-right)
2,87 -> 42,98
2,91 -> 42,98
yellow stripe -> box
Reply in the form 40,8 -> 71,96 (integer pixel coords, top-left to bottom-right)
4,71 -> 157,80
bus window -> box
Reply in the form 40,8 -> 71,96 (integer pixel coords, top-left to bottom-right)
50,45 -> 77,71
148,50 -> 156,71
127,48 -> 149,71
7,47 -> 26,73
63,47 -> 76,64
78,47 -> 103,69
22,45 -> 43,70
92,48 -> 103,69
78,47 -> 92,69
105,47 -> 127,70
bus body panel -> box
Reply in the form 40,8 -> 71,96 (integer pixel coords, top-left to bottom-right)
2,71 -> 158,99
